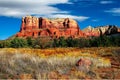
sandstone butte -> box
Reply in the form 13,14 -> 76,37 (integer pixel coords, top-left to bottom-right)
16,15 -> 84,38
16,15 -> 120,38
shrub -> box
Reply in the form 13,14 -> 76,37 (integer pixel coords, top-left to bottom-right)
26,37 -> 34,47
10,38 -> 28,48
0,35 -> 120,48
0,40 -> 11,48
33,37 -> 53,49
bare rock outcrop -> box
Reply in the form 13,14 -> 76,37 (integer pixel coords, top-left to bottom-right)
83,25 -> 120,37
16,16 -> 84,38
76,58 -> 92,72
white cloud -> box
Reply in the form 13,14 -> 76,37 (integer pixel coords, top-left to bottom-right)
0,0 -> 89,21
0,0 -> 69,17
47,14 -> 89,21
100,1 -> 113,4
105,8 -> 120,16
0,0 -> 69,5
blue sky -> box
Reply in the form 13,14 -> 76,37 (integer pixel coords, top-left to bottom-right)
0,0 -> 120,40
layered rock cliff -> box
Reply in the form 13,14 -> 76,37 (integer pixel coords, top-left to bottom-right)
16,15 -> 120,38
16,16 -> 84,38
82,25 -> 120,37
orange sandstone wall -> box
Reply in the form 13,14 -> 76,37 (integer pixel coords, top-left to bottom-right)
16,16 -> 84,38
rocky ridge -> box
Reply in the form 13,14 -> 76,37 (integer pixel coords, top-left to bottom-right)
16,15 -> 120,38
82,25 -> 120,37
16,16 -> 84,38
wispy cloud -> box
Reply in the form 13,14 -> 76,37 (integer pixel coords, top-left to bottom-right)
0,0 -> 69,17
105,8 -> 120,16
47,14 -> 89,21
100,1 -> 114,4
0,0 -> 89,21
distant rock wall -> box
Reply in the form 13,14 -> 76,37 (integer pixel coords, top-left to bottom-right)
82,25 -> 120,37
16,16 -> 84,38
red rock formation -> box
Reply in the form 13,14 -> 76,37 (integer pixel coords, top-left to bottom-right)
76,58 -> 92,72
118,28 -> 120,33
82,25 -> 120,37
82,26 -> 100,37
16,16 -> 84,38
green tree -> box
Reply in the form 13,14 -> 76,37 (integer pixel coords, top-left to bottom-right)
104,36 -> 111,47
66,37 -> 75,47
53,38 -> 59,47
11,38 -> 28,48
58,37 -> 67,47
72,38 -> 80,47
33,37 -> 53,49
0,40 -> 11,48
78,38 -> 90,48
90,37 -> 98,47
26,37 -> 34,47
114,36 -> 120,46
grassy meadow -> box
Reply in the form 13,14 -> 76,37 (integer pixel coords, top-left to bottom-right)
0,47 -> 120,79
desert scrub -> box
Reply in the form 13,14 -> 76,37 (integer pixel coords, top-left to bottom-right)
0,47 -> 118,79
98,58 -> 111,67
0,51 -> 80,79
0,53 -> 110,79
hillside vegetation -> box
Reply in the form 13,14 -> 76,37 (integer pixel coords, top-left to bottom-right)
0,35 -> 120,48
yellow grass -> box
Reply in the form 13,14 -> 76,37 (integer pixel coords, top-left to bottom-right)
0,47 -> 119,79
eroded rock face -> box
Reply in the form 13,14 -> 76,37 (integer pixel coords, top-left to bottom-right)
82,26 -> 100,37
82,25 -> 120,37
16,16 -> 83,38
105,25 -> 118,35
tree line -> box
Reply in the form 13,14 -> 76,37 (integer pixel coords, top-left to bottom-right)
0,36 -> 120,48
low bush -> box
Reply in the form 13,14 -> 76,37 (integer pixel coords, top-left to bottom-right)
0,35 -> 120,48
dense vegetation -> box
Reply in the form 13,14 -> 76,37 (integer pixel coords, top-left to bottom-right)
0,36 -> 120,48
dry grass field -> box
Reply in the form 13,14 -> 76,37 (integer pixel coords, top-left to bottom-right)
0,47 -> 120,79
